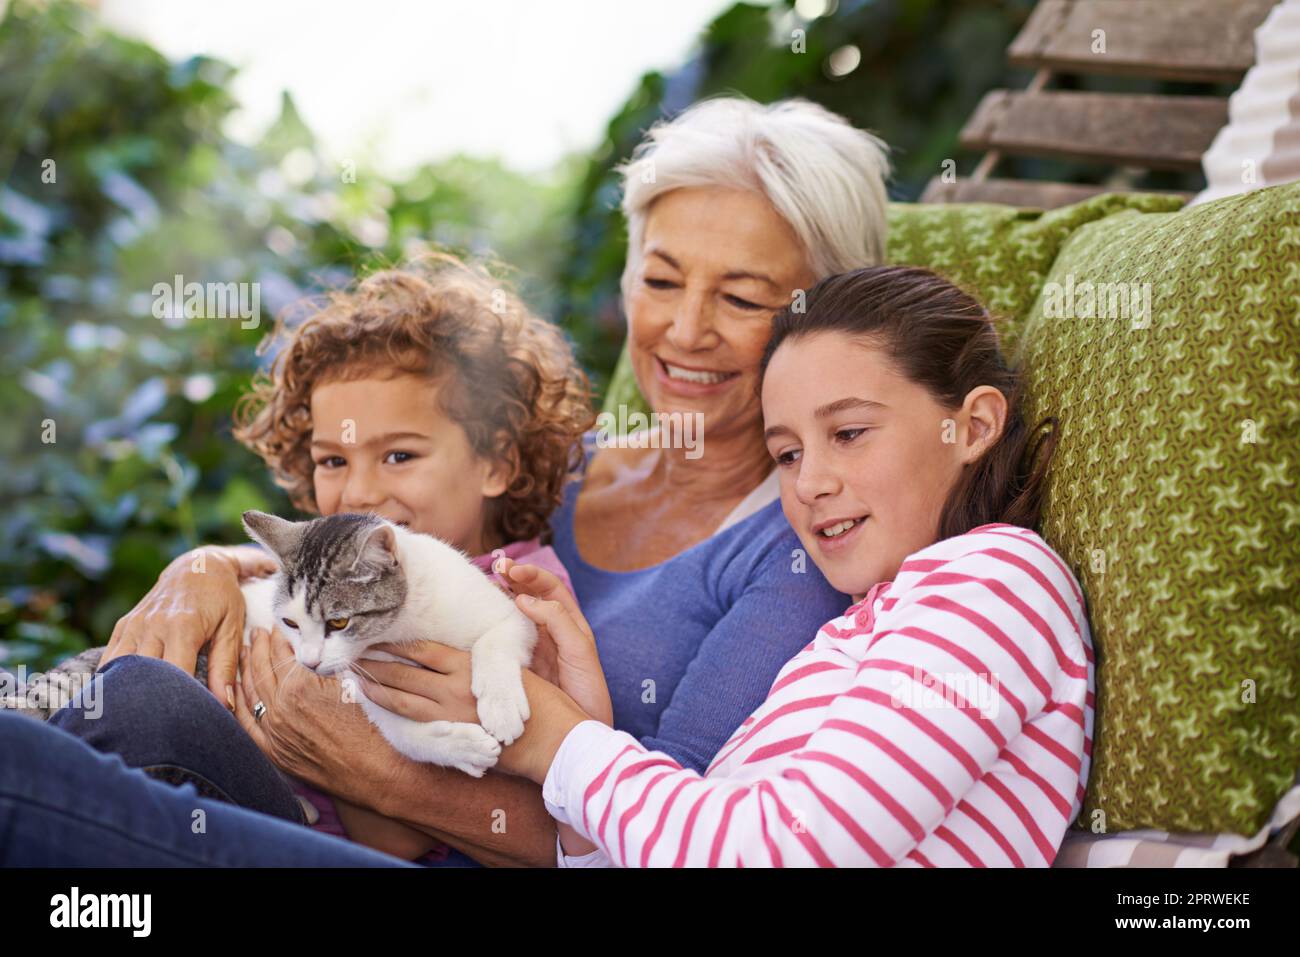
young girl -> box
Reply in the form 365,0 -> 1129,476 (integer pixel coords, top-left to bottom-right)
360,264 -> 1096,866
229,253 -> 594,861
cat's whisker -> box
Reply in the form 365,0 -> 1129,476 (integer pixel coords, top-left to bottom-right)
270,656 -> 295,677
268,654 -> 304,709
347,661 -> 399,709
348,661 -> 379,684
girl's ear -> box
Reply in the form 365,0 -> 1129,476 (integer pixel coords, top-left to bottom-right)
478,441 -> 515,500
958,386 -> 1008,465
480,434 -> 514,496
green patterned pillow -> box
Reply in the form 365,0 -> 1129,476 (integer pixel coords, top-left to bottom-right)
1020,182 -> 1300,836
884,192 -> 1184,356
602,192 -> 1185,417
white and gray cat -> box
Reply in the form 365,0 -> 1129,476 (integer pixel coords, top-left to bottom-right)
238,510 -> 536,777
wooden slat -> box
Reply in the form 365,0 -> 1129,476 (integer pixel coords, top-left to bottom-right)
920,176 -> 1192,209
960,90 -> 1228,170
1008,0 -> 1274,83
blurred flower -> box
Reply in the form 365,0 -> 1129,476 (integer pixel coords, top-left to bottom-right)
38,532 -> 111,578
183,373 -> 217,403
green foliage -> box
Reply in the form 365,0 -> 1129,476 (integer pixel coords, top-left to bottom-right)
0,0 -> 577,669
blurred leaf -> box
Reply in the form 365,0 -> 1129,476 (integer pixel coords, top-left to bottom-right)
212,475 -> 273,529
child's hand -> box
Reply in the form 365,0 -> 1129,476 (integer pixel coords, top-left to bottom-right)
359,640 -> 589,785
494,557 -> 612,728
490,557 -> 558,684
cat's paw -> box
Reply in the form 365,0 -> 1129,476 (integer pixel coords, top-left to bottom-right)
470,653 -> 531,745
473,675 -> 530,747
421,721 -> 502,777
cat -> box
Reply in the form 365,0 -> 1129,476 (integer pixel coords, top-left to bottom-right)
237,510 -> 537,777
0,511 -> 536,779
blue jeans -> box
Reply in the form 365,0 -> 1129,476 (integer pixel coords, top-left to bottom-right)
0,655 -> 475,867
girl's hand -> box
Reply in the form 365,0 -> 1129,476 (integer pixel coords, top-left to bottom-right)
360,572 -> 613,785
494,558 -> 612,726
488,561 -> 560,686
356,641 -> 590,785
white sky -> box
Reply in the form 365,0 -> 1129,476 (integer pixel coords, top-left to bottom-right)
98,0 -> 736,176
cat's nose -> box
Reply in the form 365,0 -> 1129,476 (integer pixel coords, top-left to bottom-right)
298,648 -> 323,669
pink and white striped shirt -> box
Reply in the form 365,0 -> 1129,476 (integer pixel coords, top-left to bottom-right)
542,524 -> 1094,867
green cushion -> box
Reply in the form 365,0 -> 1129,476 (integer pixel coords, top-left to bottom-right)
602,192 -> 1186,418
1022,182 -> 1300,836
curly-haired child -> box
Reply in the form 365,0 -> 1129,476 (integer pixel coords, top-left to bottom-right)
231,253 -> 594,862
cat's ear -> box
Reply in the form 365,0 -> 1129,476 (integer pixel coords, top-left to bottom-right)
241,510 -> 303,561
347,523 -> 398,582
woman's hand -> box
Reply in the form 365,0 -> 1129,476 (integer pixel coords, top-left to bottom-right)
210,544 -> 281,580
102,545 -> 277,705
233,626 -> 411,805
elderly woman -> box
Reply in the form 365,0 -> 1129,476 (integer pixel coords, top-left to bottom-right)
542,96 -> 888,772
0,97 -> 891,867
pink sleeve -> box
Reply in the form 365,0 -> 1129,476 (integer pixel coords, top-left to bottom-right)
473,540 -> 575,599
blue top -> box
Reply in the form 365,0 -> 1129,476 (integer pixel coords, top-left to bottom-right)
549,434 -> 853,774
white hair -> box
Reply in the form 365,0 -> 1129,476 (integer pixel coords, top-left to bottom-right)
617,96 -> 891,299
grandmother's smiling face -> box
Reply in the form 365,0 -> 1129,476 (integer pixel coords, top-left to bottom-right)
625,187 -> 816,444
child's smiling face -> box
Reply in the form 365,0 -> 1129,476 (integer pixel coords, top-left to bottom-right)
761,331 -> 1005,600
309,373 -> 511,555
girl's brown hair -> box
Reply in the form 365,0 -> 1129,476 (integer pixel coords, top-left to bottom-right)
232,253 -> 595,545
758,265 -> 1057,540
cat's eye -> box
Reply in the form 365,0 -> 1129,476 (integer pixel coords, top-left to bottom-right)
281,618 -> 299,630
326,617 -> 350,632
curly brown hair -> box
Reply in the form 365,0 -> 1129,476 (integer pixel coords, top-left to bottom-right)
232,253 -> 595,546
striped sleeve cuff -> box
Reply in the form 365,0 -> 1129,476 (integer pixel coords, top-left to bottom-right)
554,834 -> 613,868
542,719 -> 641,837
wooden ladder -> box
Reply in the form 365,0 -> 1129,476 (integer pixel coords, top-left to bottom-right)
922,0 -> 1278,208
